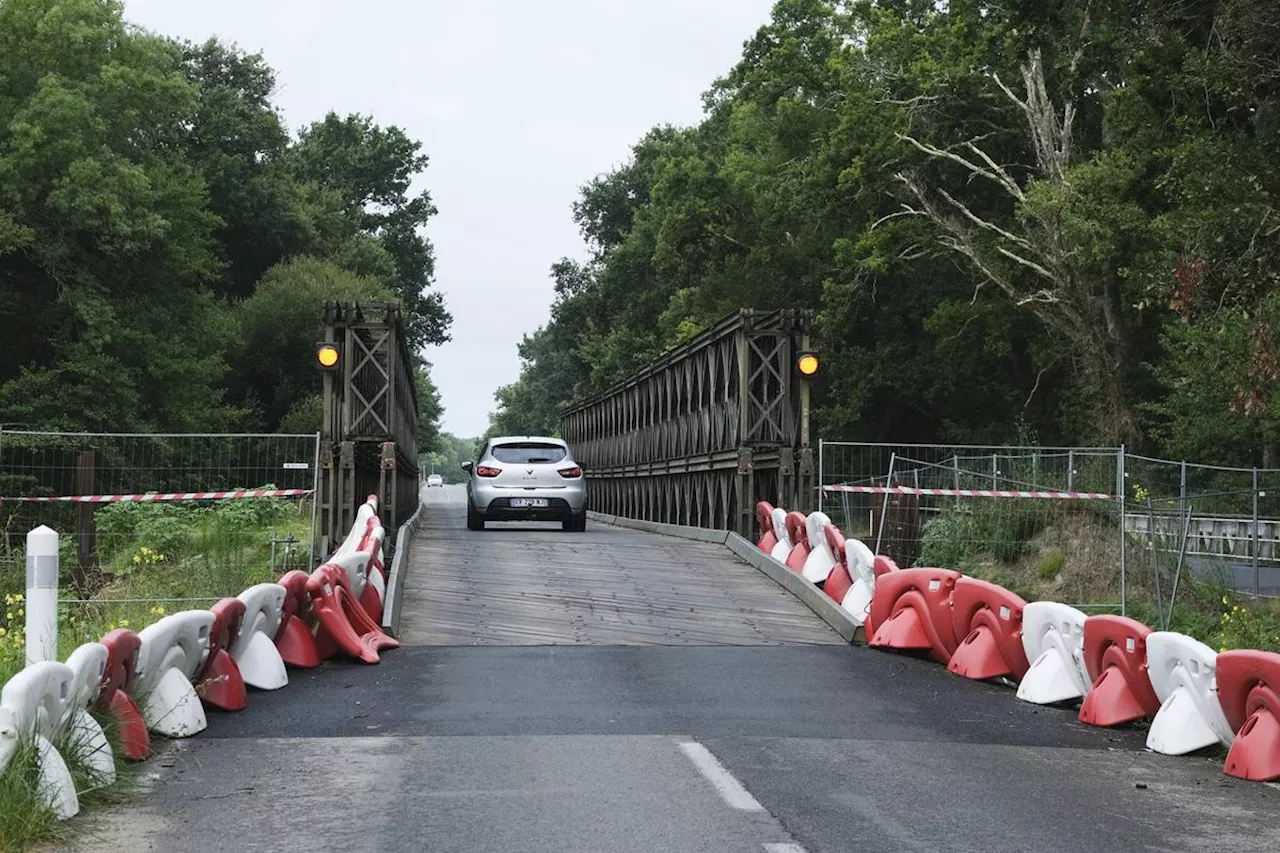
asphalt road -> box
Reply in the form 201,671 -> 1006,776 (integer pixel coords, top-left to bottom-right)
60,488 -> 1280,853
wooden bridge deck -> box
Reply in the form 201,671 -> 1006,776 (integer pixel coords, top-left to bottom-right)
397,486 -> 841,646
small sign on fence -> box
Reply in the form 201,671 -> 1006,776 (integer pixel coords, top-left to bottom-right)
282,462 -> 310,470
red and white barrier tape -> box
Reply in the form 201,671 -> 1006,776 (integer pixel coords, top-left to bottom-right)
822,484 -> 1115,500
0,488 -> 314,504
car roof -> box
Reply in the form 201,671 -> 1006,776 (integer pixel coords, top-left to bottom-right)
487,435 -> 567,447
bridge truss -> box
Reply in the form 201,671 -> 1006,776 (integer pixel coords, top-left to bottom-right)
317,302 -> 420,556
560,309 -> 815,537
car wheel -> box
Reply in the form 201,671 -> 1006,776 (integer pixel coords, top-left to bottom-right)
563,512 -> 586,532
467,502 -> 485,531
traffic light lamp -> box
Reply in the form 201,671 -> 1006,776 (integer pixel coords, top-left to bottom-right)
796,351 -> 820,377
315,343 -> 341,371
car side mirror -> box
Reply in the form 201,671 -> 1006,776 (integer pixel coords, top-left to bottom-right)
460,462 -> 473,474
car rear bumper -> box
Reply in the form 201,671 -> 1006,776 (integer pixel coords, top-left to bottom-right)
471,482 -> 587,517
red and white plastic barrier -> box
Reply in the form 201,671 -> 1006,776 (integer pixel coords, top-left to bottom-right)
800,512 -> 838,585
232,583 -> 288,690
947,578 -> 1029,682
1078,615 -> 1161,728
1217,650 -> 1280,781
135,611 -> 216,737
96,629 -> 150,760
0,663 -> 80,818
1016,602 -> 1090,706
63,643 -> 115,783
0,491 -> 410,821
756,500 -> 1280,783
782,512 -> 811,573
756,501 -> 779,553
1145,632 -> 1235,756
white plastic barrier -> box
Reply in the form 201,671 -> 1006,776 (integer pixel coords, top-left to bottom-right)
768,508 -> 792,562
329,550 -> 372,600
1016,602 -> 1091,705
1145,632 -> 1236,755
135,611 -> 214,737
62,643 -> 115,783
333,500 -> 378,558
0,662 -> 79,819
800,512 -> 837,584
233,584 -> 289,691
840,537 -> 877,625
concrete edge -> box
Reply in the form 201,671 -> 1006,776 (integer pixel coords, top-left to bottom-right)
586,511 -> 863,645
586,510 -> 729,544
382,495 -> 426,637
723,532 -> 864,645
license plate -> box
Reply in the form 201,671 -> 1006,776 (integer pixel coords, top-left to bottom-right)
510,498 -> 548,509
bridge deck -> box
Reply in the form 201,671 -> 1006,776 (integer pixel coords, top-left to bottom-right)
398,487 -> 841,645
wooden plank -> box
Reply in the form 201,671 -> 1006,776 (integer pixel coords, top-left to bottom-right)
398,492 -> 841,647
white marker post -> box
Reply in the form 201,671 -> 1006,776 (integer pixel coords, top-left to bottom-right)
25,525 -> 59,666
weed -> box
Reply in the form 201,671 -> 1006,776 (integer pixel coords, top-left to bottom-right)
1037,549 -> 1066,581
0,741 -> 60,852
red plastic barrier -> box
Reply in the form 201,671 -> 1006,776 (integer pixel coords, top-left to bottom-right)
276,570 -> 322,668
873,555 -> 900,577
867,568 -> 961,665
1078,615 -> 1160,727
307,563 -> 400,664
1217,650 -> 1280,781
359,579 -> 383,624
783,512 -> 811,572
822,526 -> 852,602
946,578 -> 1030,682
862,556 -> 901,636
756,501 -> 778,554
196,598 -> 248,711
95,629 -> 151,760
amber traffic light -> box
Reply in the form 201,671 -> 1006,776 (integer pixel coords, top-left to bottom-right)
315,343 -> 341,371
796,351 -> 820,377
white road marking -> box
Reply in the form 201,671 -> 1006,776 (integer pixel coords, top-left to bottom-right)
678,741 -> 764,812
763,845 -> 807,853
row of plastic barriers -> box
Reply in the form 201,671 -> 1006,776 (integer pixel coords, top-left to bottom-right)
0,495 -> 399,820
756,501 -> 1280,783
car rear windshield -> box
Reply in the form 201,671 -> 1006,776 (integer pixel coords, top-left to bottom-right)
490,443 -> 568,464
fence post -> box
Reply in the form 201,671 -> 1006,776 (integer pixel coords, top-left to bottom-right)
1253,467 -> 1261,598
74,449 -> 96,591
309,432 -> 321,570
818,437 -> 824,510
1067,449 -> 1075,493
991,454 -> 998,490
1180,460 -> 1187,510
25,525 -> 59,666
874,453 -> 898,556
1118,445 -> 1127,617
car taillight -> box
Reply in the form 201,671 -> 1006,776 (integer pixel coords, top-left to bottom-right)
558,466 -> 583,478
476,466 -> 502,478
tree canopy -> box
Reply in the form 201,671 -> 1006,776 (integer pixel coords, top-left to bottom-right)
0,0 -> 450,447
488,0 -> 1280,466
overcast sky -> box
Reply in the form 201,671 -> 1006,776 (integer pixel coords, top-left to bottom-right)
121,0 -> 776,437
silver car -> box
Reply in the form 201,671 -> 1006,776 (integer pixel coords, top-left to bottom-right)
462,436 -> 587,531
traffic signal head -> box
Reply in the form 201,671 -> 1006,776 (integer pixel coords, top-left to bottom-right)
796,351 -> 820,377
315,343 -> 341,371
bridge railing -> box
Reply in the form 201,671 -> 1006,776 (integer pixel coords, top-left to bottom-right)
560,308 -> 815,536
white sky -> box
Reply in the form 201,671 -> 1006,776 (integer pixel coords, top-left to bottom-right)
121,0 -> 777,437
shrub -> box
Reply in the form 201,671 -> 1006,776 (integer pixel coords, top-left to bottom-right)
1037,549 -> 1066,580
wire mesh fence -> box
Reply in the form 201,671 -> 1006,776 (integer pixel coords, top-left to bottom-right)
818,441 -> 1280,620
818,442 -> 1124,611
0,430 -> 320,593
